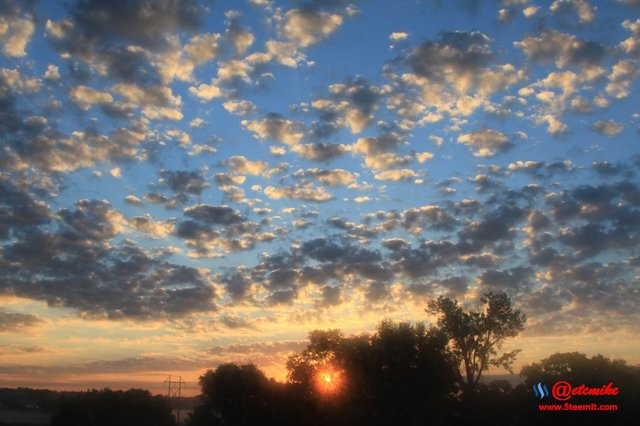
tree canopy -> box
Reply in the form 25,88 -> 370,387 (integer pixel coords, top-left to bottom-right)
427,292 -> 526,394
189,320 -> 456,426
50,388 -> 175,426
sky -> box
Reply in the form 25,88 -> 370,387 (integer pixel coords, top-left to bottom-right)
1,0 -> 639,396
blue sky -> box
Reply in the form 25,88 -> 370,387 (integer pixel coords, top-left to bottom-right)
1,0 -> 639,394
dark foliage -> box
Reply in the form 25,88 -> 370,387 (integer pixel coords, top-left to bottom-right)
427,292 -> 526,394
188,320 -> 457,426
50,388 -> 175,426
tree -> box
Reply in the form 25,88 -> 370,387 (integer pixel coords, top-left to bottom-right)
519,352 -> 640,426
427,292 -> 526,395
187,363 -> 278,426
521,352 -> 640,391
286,320 -> 456,426
50,389 -> 175,426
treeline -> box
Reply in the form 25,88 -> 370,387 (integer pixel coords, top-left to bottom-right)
34,293 -> 640,425
0,387 -> 63,411
185,324 -> 640,426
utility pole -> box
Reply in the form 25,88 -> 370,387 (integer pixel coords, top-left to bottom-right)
164,375 -> 186,425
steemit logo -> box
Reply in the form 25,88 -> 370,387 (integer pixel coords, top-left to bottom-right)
533,382 -> 550,399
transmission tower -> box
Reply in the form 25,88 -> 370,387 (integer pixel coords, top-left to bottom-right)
164,375 -> 186,425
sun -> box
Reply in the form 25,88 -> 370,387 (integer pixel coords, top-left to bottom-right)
314,368 -> 343,396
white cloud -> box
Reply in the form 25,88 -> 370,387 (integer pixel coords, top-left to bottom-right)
550,0 -> 596,23
364,153 -> 413,171
305,168 -> 356,186
457,129 -> 512,157
223,100 -> 257,116
109,167 -> 122,179
264,184 -> 332,202
227,156 -> 269,176
416,152 -> 434,163
218,59 -> 253,82
282,9 -> 343,47
0,16 -> 34,57
190,118 -> 204,128
270,146 -> 286,156
389,32 -> 409,41
43,64 -> 61,80
189,81 -> 223,101
523,6 -> 540,17
242,115 -> 305,145
606,60 -> 638,99
374,169 -> 418,181
540,114 -> 568,135
70,86 -> 113,110
0,68 -> 41,93
592,120 -> 624,135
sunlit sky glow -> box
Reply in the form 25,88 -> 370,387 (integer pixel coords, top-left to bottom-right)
1,0 -> 640,396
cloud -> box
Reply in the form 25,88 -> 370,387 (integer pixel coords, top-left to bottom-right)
214,173 -> 246,187
44,0 -> 206,88
621,18 -> 640,54
539,114 -> 568,135
183,204 -> 246,225
189,80 -> 223,100
112,83 -> 183,120
109,167 -> 121,179
0,309 -> 42,332
223,99 -> 257,115
515,29 -> 607,68
311,77 -> 384,135
388,31 -> 520,124
550,0 -> 596,23
0,200 -> 216,320
364,153 -> 413,171
175,204 -> 269,258
407,31 -> 493,82
226,155 -> 269,175
353,131 -> 404,156
298,168 -> 356,186
457,129 -> 512,157
0,68 -> 41,93
291,143 -> 350,161
374,169 -> 418,181
606,60 -> 638,99
242,113 -> 305,145
389,32 -> 409,41
458,204 -> 526,250
0,177 -> 51,239
129,214 -> 173,238
281,9 -> 343,47
0,4 -> 34,57
264,183 -> 333,202
592,119 -> 624,135
146,169 -> 209,207
224,11 -> 255,55
70,85 -> 114,110
67,0 -> 203,48
372,204 -> 459,233
124,195 -> 143,206
153,33 -> 222,84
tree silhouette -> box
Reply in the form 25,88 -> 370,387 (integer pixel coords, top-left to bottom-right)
50,388 -> 175,426
519,352 -> 640,426
427,292 -> 525,395
286,320 -> 456,426
187,363 -> 280,426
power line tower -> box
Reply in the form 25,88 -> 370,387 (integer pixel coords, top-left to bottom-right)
164,375 -> 186,425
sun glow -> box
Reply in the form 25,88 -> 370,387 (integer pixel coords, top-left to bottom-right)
315,368 -> 343,396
